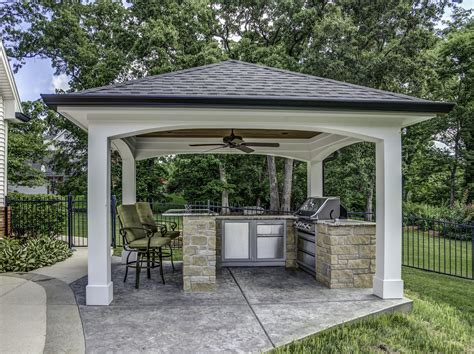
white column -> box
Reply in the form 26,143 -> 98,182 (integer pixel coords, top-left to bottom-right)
122,157 -> 136,204
373,131 -> 404,299
307,160 -> 323,197
86,126 -> 113,305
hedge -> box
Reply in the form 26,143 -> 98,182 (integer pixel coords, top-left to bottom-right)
0,236 -> 72,272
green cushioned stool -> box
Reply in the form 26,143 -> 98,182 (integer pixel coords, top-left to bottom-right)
136,202 -> 180,271
117,204 -> 171,288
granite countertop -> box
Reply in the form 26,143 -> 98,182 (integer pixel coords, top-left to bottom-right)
215,215 -> 297,220
317,219 -> 376,226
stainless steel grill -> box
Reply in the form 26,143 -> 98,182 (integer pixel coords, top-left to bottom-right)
295,197 -> 347,275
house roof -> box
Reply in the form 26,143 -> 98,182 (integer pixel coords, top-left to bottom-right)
42,60 -> 453,113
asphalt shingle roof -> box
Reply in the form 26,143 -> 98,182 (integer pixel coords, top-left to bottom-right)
42,60 -> 454,113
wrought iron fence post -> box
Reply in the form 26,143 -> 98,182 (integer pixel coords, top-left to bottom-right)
471,223 -> 474,280
111,195 -> 117,248
67,194 -> 73,248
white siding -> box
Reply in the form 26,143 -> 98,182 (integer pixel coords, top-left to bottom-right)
0,95 -> 5,206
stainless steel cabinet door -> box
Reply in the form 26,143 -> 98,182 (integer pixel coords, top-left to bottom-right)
256,236 -> 284,259
223,222 -> 250,260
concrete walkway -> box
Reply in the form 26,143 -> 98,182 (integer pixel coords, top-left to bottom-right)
0,276 -> 46,354
0,248 -> 88,354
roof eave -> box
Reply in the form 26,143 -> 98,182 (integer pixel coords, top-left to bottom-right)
41,94 -> 455,114
0,42 -> 22,113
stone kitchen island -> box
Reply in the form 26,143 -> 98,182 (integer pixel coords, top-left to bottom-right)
181,213 -> 375,292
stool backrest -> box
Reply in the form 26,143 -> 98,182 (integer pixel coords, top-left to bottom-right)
117,204 -> 147,243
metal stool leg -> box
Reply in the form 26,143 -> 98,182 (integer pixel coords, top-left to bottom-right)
158,248 -> 165,284
169,244 -> 175,271
124,251 -> 132,282
135,253 -> 142,289
147,251 -> 151,279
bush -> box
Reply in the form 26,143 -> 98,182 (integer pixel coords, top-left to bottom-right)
0,236 -> 72,272
7,193 -> 67,238
404,202 -> 473,241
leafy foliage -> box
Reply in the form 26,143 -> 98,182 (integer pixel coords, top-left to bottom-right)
7,101 -> 50,187
0,236 -> 72,272
1,1 -> 472,212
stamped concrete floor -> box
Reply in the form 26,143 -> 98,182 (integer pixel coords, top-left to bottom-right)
71,262 -> 411,353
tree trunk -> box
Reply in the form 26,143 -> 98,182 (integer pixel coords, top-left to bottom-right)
219,160 -> 229,215
281,158 -> 294,212
146,158 -> 154,202
365,186 -> 374,222
449,128 -> 461,208
267,155 -> 280,211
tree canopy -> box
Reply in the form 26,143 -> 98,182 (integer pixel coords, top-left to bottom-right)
1,1 -> 472,212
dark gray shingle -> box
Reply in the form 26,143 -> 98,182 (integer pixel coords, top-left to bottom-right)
77,60 -> 424,102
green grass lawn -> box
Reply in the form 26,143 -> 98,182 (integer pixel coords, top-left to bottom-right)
274,267 -> 473,353
403,230 -> 472,279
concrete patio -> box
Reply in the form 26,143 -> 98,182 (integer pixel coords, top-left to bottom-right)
71,261 -> 412,353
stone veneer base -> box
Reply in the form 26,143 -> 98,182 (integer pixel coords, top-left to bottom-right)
315,221 -> 376,288
182,215 -> 217,292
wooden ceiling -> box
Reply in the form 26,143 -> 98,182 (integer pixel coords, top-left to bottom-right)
138,129 -> 320,139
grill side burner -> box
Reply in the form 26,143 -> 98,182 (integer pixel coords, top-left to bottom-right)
295,197 -> 347,275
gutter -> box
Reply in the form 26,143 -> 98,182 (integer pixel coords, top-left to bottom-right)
15,112 -> 31,122
41,94 -> 455,114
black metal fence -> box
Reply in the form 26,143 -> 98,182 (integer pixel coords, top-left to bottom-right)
5,194 -> 115,248
5,196 -> 473,279
403,216 -> 473,279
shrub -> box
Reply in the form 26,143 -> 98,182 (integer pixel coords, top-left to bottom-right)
0,236 -> 72,272
7,193 -> 67,238
404,202 -> 473,241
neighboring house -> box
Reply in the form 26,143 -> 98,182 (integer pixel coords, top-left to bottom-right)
9,131 -> 69,195
0,40 -> 28,235
8,161 -> 65,195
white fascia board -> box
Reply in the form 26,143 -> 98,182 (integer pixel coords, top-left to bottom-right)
0,42 -> 22,119
61,105 -> 433,123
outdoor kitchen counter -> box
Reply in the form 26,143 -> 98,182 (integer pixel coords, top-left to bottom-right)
181,214 -> 376,292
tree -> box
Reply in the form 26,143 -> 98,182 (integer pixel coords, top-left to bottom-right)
324,143 -> 375,217
7,101 -> 49,188
280,158 -> 294,212
266,155 -> 280,211
2,0 -> 470,212
433,9 -> 473,205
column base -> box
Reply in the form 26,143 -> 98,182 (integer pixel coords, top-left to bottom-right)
86,282 -> 113,305
373,277 -> 404,299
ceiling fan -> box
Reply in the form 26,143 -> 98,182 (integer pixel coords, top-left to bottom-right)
189,129 -> 280,154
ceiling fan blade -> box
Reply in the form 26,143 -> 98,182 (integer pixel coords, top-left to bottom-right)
235,145 -> 254,153
203,146 -> 227,153
242,142 -> 280,147
189,144 -> 226,147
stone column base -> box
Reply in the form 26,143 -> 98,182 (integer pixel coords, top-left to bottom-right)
182,216 -> 217,292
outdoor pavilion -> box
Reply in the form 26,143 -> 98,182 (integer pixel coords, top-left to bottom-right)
42,60 -> 453,305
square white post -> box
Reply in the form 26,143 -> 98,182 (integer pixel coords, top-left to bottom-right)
373,131 -> 404,299
122,157 -> 136,204
120,155 -> 137,264
307,160 -> 323,197
86,126 -> 113,305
